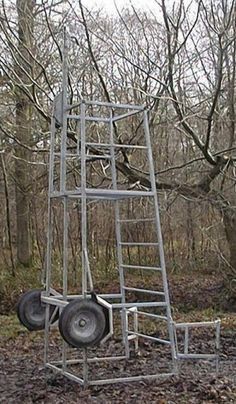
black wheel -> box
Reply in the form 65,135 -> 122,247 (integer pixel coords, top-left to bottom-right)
17,289 -> 58,331
59,299 -> 106,348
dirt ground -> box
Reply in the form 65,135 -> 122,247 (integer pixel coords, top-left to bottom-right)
1,273 -> 236,403
0,318 -> 236,404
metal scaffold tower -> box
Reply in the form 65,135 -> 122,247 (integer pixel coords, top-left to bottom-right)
16,32 -> 221,387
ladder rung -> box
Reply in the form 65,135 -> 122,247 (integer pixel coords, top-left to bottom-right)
118,218 -> 155,223
54,153 -> 78,157
127,331 -> 171,345
53,153 -> 111,160
85,142 -> 147,150
123,286 -> 165,296
128,335 -> 137,341
85,154 -> 111,159
119,242 -> 158,246
126,310 -> 168,321
67,114 -> 109,123
121,264 -> 162,271
112,302 -> 167,308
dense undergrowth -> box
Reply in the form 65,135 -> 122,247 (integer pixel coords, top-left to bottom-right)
0,261 -> 230,315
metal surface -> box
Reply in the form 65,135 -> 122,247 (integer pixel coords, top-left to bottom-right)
46,362 -> 174,386
42,292 -> 122,300
174,320 -> 221,372
85,142 -> 147,149
51,355 -> 127,365
121,264 -> 162,271
44,82 -> 177,384
42,31 -> 219,387
87,372 -> 175,386
127,307 -> 139,352
83,100 -> 144,110
51,189 -> 155,200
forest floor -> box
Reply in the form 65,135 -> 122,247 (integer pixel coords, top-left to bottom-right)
1,271 -> 236,403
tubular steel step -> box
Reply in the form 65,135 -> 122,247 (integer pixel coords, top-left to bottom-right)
85,154 -> 111,159
51,189 -> 155,200
122,286 -> 165,296
118,217 -> 155,223
85,142 -> 147,149
67,114 -> 109,123
126,309 -> 168,321
121,264 -> 162,271
127,331 -> 171,345
119,242 -> 159,247
112,302 -> 167,309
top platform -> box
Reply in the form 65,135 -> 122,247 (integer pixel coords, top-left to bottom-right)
66,99 -> 145,111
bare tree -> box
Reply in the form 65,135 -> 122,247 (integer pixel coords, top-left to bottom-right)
75,0 -> 236,285
0,0 -> 236,303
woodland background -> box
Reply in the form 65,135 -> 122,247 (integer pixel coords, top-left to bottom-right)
1,0 -> 236,305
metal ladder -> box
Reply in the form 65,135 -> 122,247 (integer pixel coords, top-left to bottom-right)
42,32 -> 178,385
106,110 -> 177,364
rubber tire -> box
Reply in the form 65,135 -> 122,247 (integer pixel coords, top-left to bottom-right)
59,299 -> 106,348
17,289 -> 58,331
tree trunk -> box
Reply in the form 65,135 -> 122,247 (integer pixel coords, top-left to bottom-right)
220,209 -> 236,309
15,0 -> 35,266
222,211 -> 236,274
15,145 -> 31,266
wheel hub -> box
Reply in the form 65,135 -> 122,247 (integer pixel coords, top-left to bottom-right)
79,319 -> 86,327
59,298 -> 107,348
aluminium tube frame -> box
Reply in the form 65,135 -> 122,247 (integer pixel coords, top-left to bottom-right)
43,100 -> 178,385
43,30 -> 188,386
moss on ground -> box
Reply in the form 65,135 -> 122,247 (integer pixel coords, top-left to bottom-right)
0,314 -> 26,340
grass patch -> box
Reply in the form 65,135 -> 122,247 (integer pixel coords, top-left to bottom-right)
0,266 -> 42,314
0,314 -> 26,340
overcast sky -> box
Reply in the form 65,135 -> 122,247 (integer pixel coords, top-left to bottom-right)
85,0 -> 162,14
